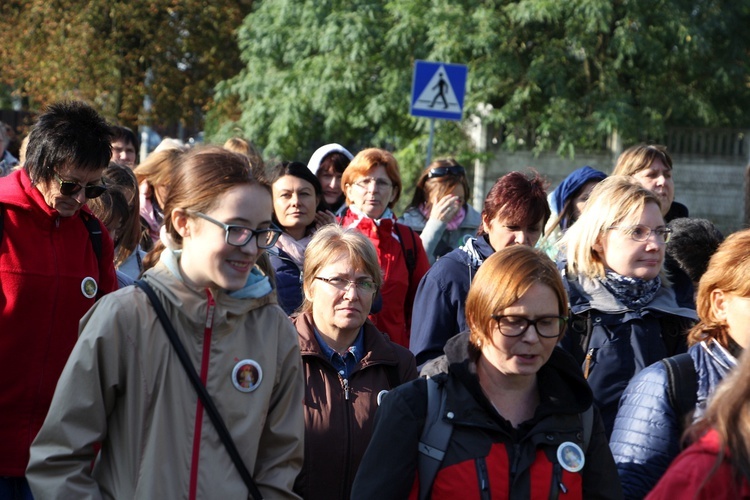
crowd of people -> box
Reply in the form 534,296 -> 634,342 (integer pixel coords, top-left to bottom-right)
1,101 -> 749,500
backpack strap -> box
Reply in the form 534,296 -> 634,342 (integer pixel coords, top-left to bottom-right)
395,223 -> 417,275
79,211 -> 103,263
661,352 -> 698,428
418,377 -> 453,500
581,405 -> 594,453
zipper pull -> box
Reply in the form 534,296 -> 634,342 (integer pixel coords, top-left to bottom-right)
559,481 -> 568,494
583,348 -> 594,379
343,378 -> 350,401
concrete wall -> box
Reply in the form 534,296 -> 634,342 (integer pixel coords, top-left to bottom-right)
471,144 -> 748,236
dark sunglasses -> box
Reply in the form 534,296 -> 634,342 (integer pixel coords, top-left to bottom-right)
427,165 -> 466,179
54,172 -> 107,199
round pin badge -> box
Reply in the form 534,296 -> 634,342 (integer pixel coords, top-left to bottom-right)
557,441 -> 585,473
232,359 -> 263,393
81,277 -> 98,298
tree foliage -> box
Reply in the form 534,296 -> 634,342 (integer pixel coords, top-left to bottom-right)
0,1 -> 252,131
213,0 -> 750,166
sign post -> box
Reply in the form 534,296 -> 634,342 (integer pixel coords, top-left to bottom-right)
410,60 -> 468,167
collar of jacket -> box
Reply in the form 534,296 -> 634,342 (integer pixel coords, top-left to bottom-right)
565,271 -> 698,321
141,261 -> 278,339
437,332 -> 594,430
293,311 -> 403,371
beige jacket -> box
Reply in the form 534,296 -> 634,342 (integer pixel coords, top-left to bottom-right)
27,258 -> 304,499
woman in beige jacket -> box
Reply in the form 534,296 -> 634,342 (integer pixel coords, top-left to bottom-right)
27,146 -> 305,499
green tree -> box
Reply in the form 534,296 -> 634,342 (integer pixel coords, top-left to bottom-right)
213,0 -> 750,168
0,1 -> 252,132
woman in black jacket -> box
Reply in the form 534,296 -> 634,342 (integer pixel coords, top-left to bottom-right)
352,246 -> 621,499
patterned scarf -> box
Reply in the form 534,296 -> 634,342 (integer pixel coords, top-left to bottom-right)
599,270 -> 662,310
418,203 -> 467,231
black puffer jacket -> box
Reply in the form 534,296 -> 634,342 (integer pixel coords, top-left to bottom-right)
352,333 -> 623,500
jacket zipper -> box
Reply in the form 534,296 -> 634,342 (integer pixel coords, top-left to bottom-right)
188,290 -> 215,500
341,375 -> 353,498
475,457 -> 491,500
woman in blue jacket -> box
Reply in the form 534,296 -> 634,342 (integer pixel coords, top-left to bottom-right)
609,228 -> 750,499
559,176 -> 696,437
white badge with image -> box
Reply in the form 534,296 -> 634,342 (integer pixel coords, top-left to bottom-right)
557,441 -> 585,473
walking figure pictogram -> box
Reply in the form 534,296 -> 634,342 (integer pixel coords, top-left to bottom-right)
430,73 -> 449,109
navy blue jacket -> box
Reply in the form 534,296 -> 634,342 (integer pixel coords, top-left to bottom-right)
268,246 -> 303,316
560,272 -> 697,437
609,340 -> 738,499
408,236 -> 494,368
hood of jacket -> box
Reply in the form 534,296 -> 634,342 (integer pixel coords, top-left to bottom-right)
438,332 -> 594,420
307,143 -> 354,175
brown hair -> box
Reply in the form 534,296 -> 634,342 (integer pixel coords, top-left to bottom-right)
223,137 -> 264,178
300,225 -> 383,313
143,146 -> 271,268
613,144 -> 673,176
465,245 -> 567,346
478,171 -> 550,236
342,148 -> 402,208
687,228 -> 750,347
409,158 -> 471,212
103,162 -> 141,267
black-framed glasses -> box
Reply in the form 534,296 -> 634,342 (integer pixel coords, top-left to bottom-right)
54,172 -> 107,199
190,211 -> 282,249
315,276 -> 378,294
607,225 -> 672,243
427,165 -> 465,179
491,315 -> 568,338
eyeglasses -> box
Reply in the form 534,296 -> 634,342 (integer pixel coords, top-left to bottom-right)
190,211 -> 282,248
427,165 -> 466,179
54,172 -> 107,199
607,225 -> 672,243
315,276 -> 378,294
491,315 -> 568,338
353,177 -> 393,191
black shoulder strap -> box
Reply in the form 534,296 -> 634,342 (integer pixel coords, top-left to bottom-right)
661,352 -> 698,426
134,280 -> 263,500
418,377 -> 453,500
581,405 -> 594,453
79,211 -> 103,263
395,223 -> 417,275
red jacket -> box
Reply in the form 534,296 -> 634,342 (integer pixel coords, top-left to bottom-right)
339,209 -> 430,348
646,429 -> 750,499
0,169 -> 117,475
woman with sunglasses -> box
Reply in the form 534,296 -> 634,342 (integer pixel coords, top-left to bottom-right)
292,225 -> 417,500
339,148 -> 430,348
352,246 -> 621,499
399,159 -> 481,264
559,176 -> 697,437
0,101 -> 118,497
27,146 -> 305,498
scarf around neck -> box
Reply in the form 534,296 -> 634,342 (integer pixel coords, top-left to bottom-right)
418,203 -> 467,231
599,270 -> 662,310
275,232 -> 311,269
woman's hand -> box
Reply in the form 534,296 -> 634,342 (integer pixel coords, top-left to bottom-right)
429,194 -> 462,223
313,210 -> 337,230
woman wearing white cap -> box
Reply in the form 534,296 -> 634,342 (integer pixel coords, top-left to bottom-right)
307,143 -> 353,213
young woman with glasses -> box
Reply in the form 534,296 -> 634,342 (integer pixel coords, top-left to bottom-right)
399,158 -> 482,264
558,175 -> 697,437
27,146 -> 305,499
352,246 -> 621,499
339,148 -> 430,348
291,225 -> 417,500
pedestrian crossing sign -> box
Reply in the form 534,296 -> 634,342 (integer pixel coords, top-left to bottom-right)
410,60 -> 468,121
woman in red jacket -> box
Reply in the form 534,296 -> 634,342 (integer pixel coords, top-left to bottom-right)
339,148 -> 430,348
647,327 -> 750,499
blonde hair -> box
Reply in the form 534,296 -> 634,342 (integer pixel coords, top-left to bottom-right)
465,245 -> 567,346
300,225 -> 383,313
562,175 -> 664,280
687,228 -> 750,347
